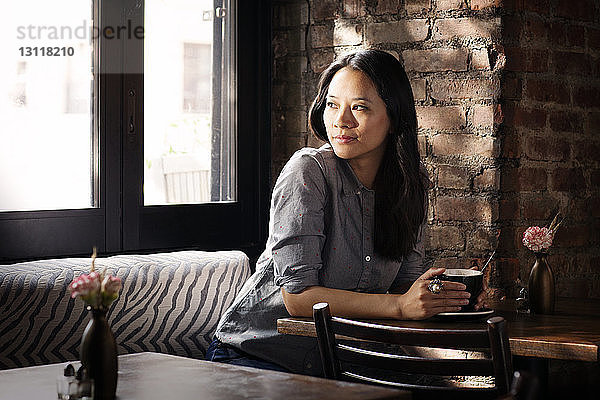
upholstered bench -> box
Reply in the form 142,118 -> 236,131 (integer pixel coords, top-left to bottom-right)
0,250 -> 250,370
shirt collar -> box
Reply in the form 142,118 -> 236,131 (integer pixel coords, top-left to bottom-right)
326,146 -> 369,196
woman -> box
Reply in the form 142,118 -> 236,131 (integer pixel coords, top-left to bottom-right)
208,49 -> 474,376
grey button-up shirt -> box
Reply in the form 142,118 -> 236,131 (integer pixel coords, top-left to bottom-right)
215,144 -> 425,376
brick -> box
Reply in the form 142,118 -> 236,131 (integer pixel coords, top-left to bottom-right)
587,27 -> 600,51
521,16 -> 548,46
309,49 -> 335,73
474,168 -> 498,190
586,112 -> 600,135
437,164 -> 470,189
272,136 -> 307,162
273,2 -> 309,28
468,227 -> 496,252
553,51 -> 590,76
427,225 -> 464,250
411,78 -> 427,101
416,106 -> 466,130
505,47 -> 548,73
548,22 -> 567,47
406,0 -> 431,14
311,0 -> 339,20
591,197 -> 600,218
430,78 -> 499,101
550,168 -> 586,192
402,48 -> 468,72
499,198 -> 519,220
273,110 -> 308,134
502,15 -> 522,44
432,257 -> 464,270
524,136 -> 570,162
526,79 -> 570,104
574,86 -> 600,108
501,129 -> 520,158
470,0 -> 501,10
549,111 -> 583,133
495,257 -> 520,288
501,167 -> 547,191
591,169 -> 600,188
566,25 -> 585,47
471,105 -> 494,128
333,20 -> 363,46
522,197 -> 557,220
376,0 -> 400,14
432,18 -> 499,41
310,25 -> 333,48
432,134 -> 496,157
557,278 -> 591,298
277,83 -> 305,107
502,104 -> 546,130
471,48 -> 490,70
555,225 -> 590,248
436,196 -> 497,222
503,0 -> 551,15
274,56 -> 307,80
365,20 -> 429,44
556,0 -> 595,22
341,0 -> 364,18
417,134 -> 427,156
574,141 -> 600,164
498,227 -> 518,252
437,0 -> 464,10
501,76 -> 522,100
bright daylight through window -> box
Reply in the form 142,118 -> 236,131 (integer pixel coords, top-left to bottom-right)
0,0 -> 94,212
144,0 -> 236,205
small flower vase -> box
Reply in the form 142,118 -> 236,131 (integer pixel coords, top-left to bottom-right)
80,306 -> 118,400
527,252 -> 555,314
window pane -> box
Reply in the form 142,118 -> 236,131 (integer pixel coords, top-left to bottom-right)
144,0 -> 236,205
0,0 -> 95,212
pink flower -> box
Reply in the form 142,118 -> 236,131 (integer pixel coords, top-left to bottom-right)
102,275 -> 122,296
522,226 -> 554,252
69,271 -> 101,299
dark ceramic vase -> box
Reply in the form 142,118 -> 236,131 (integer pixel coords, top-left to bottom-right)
528,252 -> 555,314
81,307 -> 118,400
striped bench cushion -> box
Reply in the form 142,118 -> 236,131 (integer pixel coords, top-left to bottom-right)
0,250 -> 250,370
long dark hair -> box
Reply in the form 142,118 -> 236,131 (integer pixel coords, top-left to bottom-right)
308,49 -> 428,261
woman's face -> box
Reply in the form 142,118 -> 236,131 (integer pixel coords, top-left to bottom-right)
323,67 -> 390,168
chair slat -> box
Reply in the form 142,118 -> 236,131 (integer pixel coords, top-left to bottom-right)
332,318 -> 490,349
336,345 -> 495,376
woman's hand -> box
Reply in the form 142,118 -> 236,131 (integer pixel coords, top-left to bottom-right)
396,267 -> 471,320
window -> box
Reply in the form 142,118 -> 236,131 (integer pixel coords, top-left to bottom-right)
0,0 -> 95,212
0,0 -> 271,262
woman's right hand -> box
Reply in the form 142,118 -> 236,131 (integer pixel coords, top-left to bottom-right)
394,267 -> 471,320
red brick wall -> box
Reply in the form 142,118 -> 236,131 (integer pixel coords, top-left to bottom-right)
272,0 -> 600,299
500,0 -> 600,299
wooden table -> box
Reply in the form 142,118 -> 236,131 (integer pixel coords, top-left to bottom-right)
278,297 -> 600,363
0,352 -> 410,400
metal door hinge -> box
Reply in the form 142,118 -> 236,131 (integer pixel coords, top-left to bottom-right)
215,7 -> 227,18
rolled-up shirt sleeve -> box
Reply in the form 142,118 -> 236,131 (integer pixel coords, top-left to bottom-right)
271,152 -> 328,294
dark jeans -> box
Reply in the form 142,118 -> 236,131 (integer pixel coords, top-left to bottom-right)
205,338 -> 290,373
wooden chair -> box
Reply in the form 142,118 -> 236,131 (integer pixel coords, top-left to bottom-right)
313,302 -> 513,399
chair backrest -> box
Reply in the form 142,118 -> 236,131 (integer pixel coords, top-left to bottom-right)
313,302 -> 513,396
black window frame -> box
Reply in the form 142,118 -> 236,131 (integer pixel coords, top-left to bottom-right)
0,0 -> 271,263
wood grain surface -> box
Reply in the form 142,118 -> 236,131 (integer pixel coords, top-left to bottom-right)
0,352 -> 409,400
278,298 -> 600,363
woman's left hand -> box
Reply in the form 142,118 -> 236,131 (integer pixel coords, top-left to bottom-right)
471,265 -> 488,311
